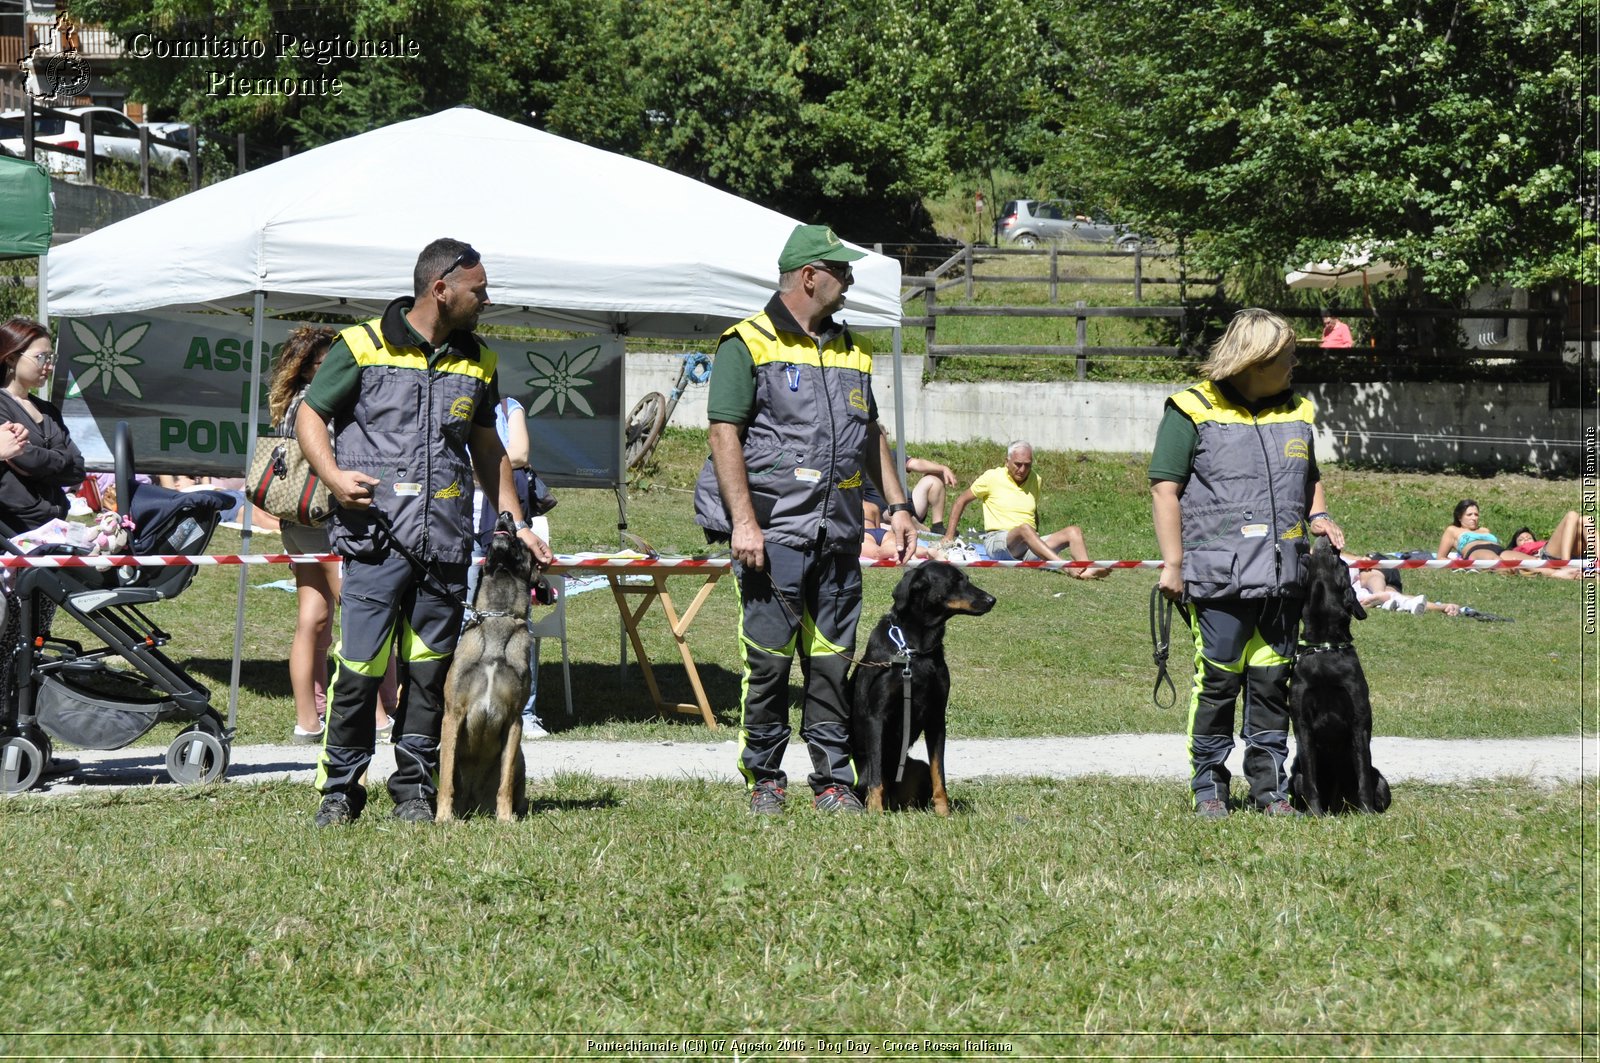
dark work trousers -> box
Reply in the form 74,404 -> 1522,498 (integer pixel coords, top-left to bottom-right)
1185,597 -> 1302,810
734,541 -> 862,795
316,551 -> 467,808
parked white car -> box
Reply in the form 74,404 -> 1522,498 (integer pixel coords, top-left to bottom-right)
0,106 -> 190,179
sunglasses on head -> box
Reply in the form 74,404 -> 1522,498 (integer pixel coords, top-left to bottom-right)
439,245 -> 481,281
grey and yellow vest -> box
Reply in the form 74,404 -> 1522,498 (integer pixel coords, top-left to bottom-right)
1168,380 -> 1316,600
326,319 -> 496,565
693,311 -> 874,552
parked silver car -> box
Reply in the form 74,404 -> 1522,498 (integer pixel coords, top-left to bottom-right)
994,198 -> 1146,250
0,106 -> 190,180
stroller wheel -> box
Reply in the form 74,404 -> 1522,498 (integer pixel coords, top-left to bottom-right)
1,734 -> 47,794
165,726 -> 230,785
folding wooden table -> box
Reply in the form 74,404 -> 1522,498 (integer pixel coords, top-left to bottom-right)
549,557 -> 730,729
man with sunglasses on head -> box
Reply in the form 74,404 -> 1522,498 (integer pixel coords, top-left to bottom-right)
694,223 -> 916,816
297,237 -> 553,828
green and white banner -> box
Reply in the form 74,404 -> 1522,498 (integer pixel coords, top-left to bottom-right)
55,311 -> 293,476
54,312 -> 624,486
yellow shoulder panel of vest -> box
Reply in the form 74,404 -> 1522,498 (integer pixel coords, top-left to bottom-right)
1170,383 -> 1312,426
735,315 -> 872,374
340,320 -> 497,381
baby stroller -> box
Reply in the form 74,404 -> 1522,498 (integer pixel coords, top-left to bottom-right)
1,423 -> 236,793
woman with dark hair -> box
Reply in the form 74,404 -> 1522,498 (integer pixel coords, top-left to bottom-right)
1438,499 -> 1577,579
1509,511 -> 1593,562
0,318 -> 85,534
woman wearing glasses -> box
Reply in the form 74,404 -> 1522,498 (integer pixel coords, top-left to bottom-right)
0,318 -> 84,534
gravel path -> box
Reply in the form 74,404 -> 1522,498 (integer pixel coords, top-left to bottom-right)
21,733 -> 1592,797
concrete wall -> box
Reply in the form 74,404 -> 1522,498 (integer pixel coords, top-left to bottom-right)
621,350 -> 1582,473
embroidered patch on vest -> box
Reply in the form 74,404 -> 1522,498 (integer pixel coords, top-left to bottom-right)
795,468 -> 822,483
449,396 -> 475,421
838,469 -> 863,489
1283,438 -> 1310,460
847,387 -> 868,412
1241,523 -> 1269,538
434,480 -> 464,500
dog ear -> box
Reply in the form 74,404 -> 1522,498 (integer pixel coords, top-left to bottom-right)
1343,577 -> 1367,621
891,566 -> 922,614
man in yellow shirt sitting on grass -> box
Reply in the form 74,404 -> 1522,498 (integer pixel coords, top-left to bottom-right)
940,440 -> 1109,579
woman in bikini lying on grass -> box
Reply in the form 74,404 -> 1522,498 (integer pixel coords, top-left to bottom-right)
1438,498 -> 1581,579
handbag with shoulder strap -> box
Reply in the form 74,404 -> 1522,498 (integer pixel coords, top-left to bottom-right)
245,436 -> 333,526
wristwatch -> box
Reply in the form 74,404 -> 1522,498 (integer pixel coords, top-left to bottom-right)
884,502 -> 914,517
513,519 -> 531,531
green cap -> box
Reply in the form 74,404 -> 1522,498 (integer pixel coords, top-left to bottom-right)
777,224 -> 868,273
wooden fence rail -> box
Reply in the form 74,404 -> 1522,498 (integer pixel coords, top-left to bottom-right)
905,242 -> 1567,380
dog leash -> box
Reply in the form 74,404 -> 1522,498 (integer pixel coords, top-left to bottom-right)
1148,585 -> 1189,710
366,508 -> 540,625
1460,606 -> 1513,622
886,623 -> 915,784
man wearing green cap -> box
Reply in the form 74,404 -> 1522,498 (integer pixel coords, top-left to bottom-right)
693,223 -> 917,815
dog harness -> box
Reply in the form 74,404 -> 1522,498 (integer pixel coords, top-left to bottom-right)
886,623 -> 915,784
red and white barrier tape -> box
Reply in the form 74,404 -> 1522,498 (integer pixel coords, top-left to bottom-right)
0,554 -> 1590,571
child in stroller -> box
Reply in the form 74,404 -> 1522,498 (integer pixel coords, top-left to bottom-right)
1,423 -> 238,793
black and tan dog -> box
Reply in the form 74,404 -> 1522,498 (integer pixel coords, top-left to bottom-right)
437,512 -> 538,823
1288,538 -> 1392,815
850,562 -> 995,815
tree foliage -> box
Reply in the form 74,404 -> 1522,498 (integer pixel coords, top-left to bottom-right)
71,0 -> 1049,243
1042,0 -> 1592,296
66,0 -> 1592,288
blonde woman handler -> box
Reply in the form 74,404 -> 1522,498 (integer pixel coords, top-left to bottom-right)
1150,309 -> 1345,819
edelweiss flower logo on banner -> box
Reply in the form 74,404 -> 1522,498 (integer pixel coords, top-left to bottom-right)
523,344 -> 600,417
66,319 -> 150,399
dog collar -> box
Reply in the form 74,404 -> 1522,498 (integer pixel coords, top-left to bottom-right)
462,607 -> 524,630
1297,640 -> 1353,654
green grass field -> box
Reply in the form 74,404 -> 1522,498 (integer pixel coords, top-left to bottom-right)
5,431 -> 1594,1055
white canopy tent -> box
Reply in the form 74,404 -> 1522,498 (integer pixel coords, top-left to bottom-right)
44,106 -> 906,727
46,106 -> 902,333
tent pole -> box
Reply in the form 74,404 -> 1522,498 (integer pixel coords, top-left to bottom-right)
891,326 -> 906,493
36,255 -> 47,324
226,290 -> 268,733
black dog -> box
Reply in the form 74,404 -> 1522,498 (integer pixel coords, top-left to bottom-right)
850,562 -> 995,815
1288,540 -> 1391,815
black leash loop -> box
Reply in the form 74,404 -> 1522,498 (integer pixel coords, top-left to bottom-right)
1149,584 -> 1188,710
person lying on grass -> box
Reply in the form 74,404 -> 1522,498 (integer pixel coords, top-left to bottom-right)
1439,499 -> 1581,579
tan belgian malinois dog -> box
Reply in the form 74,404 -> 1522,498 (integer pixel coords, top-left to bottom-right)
437,512 -> 537,822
